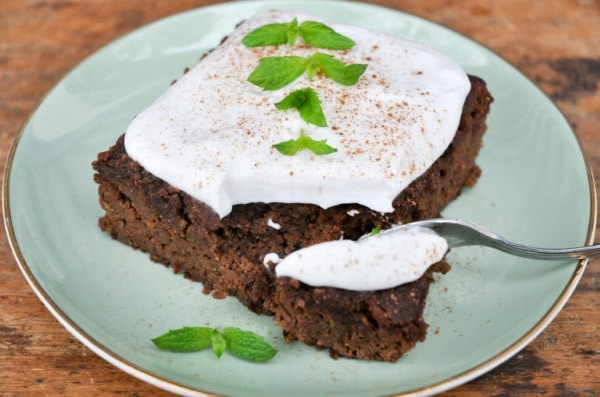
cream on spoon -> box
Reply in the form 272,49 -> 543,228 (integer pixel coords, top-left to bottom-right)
267,226 -> 448,291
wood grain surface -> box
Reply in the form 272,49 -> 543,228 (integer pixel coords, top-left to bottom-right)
1,1 -> 598,396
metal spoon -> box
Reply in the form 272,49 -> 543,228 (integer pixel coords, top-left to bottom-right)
376,218 -> 599,261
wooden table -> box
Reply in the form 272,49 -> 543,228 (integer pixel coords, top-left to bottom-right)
1,1 -> 598,395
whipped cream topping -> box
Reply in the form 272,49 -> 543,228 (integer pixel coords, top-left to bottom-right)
124,10 -> 470,218
271,226 -> 448,291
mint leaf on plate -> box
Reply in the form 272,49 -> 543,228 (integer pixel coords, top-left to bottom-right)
151,326 -> 213,352
222,327 -> 279,363
211,329 -> 227,359
152,326 -> 278,363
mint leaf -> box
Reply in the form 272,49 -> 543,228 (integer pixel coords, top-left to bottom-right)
273,130 -> 337,156
272,136 -> 304,156
222,327 -> 278,363
310,53 -> 367,86
242,18 -> 299,47
211,329 -> 227,359
305,60 -> 318,81
242,21 -> 290,47
275,88 -> 327,127
286,18 -> 299,46
370,225 -> 382,236
151,326 -> 213,352
305,137 -> 338,155
299,20 -> 355,50
247,56 -> 309,90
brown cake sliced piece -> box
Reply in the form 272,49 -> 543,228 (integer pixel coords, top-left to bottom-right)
269,261 -> 450,362
93,74 -> 492,359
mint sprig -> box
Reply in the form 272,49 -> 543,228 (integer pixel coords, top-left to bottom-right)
152,326 -> 278,363
275,88 -> 327,127
248,53 -> 367,90
243,18 -> 355,50
273,129 -> 337,156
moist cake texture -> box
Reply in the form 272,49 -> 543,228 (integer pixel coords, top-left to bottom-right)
92,11 -> 493,361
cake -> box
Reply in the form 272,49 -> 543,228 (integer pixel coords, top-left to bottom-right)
92,10 -> 493,361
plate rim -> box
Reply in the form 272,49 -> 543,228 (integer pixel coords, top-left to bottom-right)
3,1 -> 597,396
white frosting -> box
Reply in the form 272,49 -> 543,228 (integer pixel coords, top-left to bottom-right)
263,252 -> 281,266
267,218 -> 281,230
273,226 -> 448,291
124,10 -> 471,218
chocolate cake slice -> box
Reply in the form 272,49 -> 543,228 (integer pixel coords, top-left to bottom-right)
92,10 -> 493,361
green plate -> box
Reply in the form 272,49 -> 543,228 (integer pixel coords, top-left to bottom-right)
4,1 -> 596,396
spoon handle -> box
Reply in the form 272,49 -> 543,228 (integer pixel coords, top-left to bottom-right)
490,239 -> 600,261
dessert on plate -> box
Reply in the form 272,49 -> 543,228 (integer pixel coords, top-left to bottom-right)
93,10 -> 492,361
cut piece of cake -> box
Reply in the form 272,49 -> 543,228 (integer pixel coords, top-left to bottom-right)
268,224 -> 451,361
92,10 -> 493,361
271,261 -> 451,361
